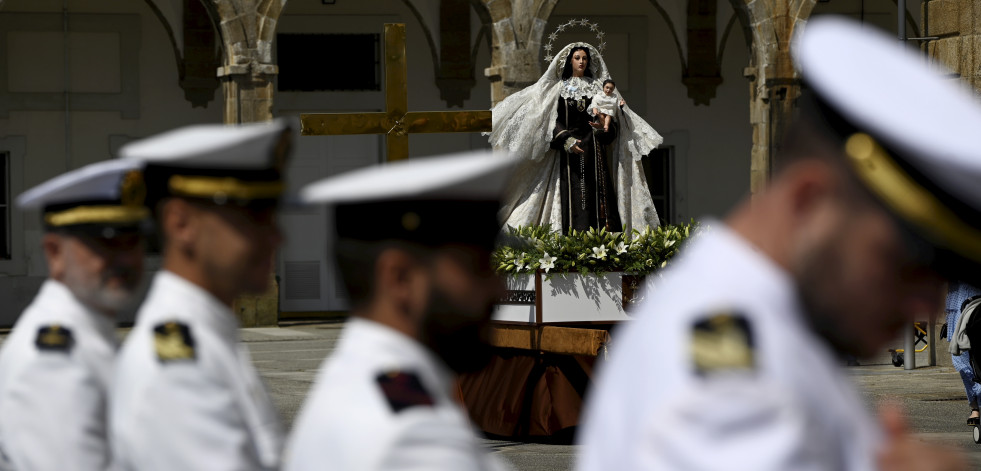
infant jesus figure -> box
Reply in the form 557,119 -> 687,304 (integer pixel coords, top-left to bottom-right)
590,79 -> 625,132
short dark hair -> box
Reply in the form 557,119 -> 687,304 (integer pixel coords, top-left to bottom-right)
561,46 -> 594,80
603,79 -> 615,88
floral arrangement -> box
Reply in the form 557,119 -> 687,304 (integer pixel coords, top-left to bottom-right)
493,222 -> 699,277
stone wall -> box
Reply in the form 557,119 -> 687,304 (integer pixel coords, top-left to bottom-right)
925,0 -> 981,91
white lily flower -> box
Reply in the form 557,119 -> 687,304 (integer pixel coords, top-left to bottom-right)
539,252 -> 557,273
615,241 -> 628,254
514,252 -> 527,272
591,245 -> 608,260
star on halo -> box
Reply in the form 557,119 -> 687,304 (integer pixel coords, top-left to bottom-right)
542,19 -> 608,62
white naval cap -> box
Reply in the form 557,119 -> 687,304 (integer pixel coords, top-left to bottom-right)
301,150 -> 514,249
16,159 -> 148,229
793,17 -> 981,281
118,119 -> 294,206
300,150 -> 513,204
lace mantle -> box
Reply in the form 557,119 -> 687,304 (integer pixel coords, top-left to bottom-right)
560,76 -> 603,99
487,41 -> 664,234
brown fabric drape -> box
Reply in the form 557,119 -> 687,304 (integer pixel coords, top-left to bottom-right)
459,350 -> 597,438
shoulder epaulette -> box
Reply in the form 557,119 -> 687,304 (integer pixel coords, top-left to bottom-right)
35,324 -> 73,352
153,321 -> 195,362
691,312 -> 755,375
375,371 -> 434,413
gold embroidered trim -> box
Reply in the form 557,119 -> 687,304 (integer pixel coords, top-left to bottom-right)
168,175 -> 283,200
845,133 -> 981,263
45,205 -> 149,227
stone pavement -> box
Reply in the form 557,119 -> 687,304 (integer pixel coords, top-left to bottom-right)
245,322 -> 981,470
2,321 -> 980,469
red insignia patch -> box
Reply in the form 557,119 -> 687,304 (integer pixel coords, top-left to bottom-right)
375,371 -> 434,413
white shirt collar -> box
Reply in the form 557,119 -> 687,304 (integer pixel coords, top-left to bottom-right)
141,270 -> 240,341
36,279 -> 116,340
687,221 -> 805,325
342,317 -> 455,398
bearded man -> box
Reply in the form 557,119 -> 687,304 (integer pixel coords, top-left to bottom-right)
577,17 -> 975,471
284,152 -> 513,471
0,159 -> 148,470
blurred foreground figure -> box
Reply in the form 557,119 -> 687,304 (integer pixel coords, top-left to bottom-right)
285,152 -> 513,471
578,17 -> 977,471
0,160 -> 148,470
111,121 -> 292,470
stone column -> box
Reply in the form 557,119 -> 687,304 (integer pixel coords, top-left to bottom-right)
219,64 -> 278,124
480,0 -> 558,104
213,0 -> 286,327
740,0 -> 815,196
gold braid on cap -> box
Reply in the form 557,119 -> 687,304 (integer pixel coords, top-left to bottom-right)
844,133 -> 981,263
543,19 -> 607,62
45,206 -> 149,227
45,170 -> 149,227
168,175 -> 284,201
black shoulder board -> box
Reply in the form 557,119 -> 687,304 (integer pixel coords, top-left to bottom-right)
375,371 -> 434,413
35,324 -> 73,352
691,312 -> 755,376
153,321 -> 196,362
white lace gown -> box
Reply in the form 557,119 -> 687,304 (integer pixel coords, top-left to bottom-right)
487,42 -> 663,234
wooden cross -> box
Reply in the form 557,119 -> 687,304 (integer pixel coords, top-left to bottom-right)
299,23 -> 492,161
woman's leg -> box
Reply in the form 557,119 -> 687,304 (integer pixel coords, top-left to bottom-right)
947,308 -> 981,421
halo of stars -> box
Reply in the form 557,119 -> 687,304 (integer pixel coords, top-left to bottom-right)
543,18 -> 607,63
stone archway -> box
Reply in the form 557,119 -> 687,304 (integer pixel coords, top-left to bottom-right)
143,0 -> 223,108
476,0 -> 558,104
206,0 -> 286,124
733,0 -> 817,194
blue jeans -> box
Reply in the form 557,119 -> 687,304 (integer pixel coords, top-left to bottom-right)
947,307 -> 981,409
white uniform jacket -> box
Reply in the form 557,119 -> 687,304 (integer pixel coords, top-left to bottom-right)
285,318 -> 509,471
110,271 -> 283,471
0,280 -> 116,470
577,224 -> 882,471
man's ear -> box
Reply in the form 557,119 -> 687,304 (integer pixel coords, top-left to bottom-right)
781,160 -> 838,221
159,198 -> 196,255
41,232 -> 65,281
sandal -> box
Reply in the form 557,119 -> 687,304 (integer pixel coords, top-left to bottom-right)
968,409 -> 979,426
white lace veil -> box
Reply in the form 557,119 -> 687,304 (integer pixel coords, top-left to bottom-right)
487,42 -> 663,163
488,42 -> 608,163
488,42 -> 664,232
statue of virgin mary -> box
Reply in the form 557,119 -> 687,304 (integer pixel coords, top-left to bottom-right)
488,42 -> 664,234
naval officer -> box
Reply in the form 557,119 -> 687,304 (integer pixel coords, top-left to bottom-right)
284,151 -> 513,471
0,159 -> 148,470
110,120 -> 292,471
578,17 -> 973,471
